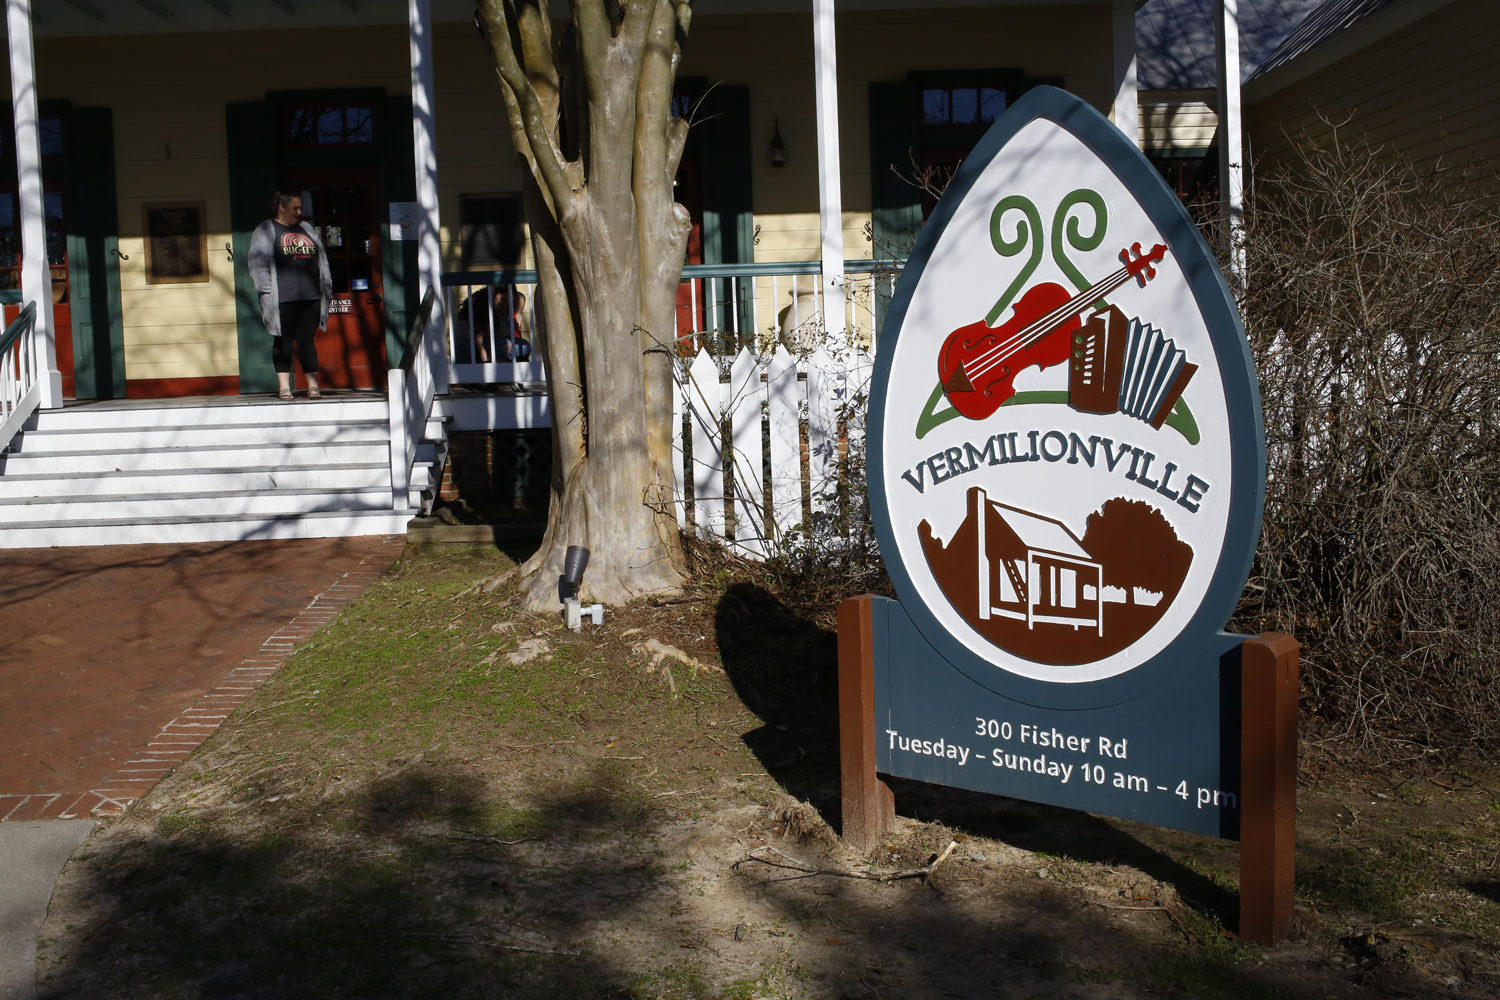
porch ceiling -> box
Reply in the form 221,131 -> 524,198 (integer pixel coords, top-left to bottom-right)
28,0 -> 1106,38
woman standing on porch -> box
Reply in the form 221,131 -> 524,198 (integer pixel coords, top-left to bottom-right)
248,192 -> 333,400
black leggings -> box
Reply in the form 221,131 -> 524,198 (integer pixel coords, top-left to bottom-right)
272,299 -> 321,374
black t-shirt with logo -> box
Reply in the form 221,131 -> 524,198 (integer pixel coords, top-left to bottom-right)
273,221 -> 320,302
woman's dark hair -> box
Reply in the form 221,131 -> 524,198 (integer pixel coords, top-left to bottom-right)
269,191 -> 300,218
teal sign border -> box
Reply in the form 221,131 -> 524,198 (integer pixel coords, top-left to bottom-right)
867,86 -> 1265,713
864,87 -> 1265,838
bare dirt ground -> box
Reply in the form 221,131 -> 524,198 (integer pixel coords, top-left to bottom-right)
34,544 -> 1500,999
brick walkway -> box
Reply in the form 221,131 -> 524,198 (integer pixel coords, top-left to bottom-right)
0,536 -> 405,821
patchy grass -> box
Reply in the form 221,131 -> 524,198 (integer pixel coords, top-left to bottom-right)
34,543 -> 1500,1000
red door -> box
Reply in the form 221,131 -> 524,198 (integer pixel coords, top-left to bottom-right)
283,168 -> 386,389
673,152 -> 705,353
0,187 -> 73,397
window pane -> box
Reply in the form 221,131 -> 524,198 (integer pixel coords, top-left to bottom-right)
951,88 -> 978,125
979,87 -> 1005,122
39,118 -> 62,156
459,194 -> 525,271
347,107 -> 374,143
330,257 -> 350,293
346,219 -> 370,251
922,88 -> 950,125
285,108 -> 317,145
316,108 -> 344,144
46,230 -> 66,266
44,192 -> 63,224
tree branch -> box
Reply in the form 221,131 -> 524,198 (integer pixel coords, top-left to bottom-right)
617,0 -> 658,56
479,0 -> 572,211
570,0 -> 610,87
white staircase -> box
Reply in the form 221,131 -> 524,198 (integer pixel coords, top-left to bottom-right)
0,395 -> 435,547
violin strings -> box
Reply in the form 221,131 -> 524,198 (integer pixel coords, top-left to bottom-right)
959,265 -> 1134,382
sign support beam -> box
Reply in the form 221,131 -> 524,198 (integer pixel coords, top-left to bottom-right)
1239,632 -> 1299,946
839,595 -> 894,851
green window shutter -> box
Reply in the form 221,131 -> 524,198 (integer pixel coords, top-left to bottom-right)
869,80 -> 921,332
226,101 -> 278,395
869,80 -> 921,261
381,95 -> 418,368
63,106 -> 124,400
696,84 -> 753,340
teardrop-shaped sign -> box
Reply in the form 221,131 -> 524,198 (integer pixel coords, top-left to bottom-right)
869,86 -> 1264,710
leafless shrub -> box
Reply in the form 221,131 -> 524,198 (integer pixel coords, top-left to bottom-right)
1232,126 -> 1500,756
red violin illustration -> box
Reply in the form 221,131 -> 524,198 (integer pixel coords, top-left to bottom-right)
937,242 -> 1169,421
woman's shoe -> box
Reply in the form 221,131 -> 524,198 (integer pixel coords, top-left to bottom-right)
278,389 -> 294,401
307,388 -> 322,399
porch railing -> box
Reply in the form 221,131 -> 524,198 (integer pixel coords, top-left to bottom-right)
433,259 -> 906,555
439,259 -> 902,388
442,270 -> 547,390
0,302 -> 42,454
387,288 -> 441,510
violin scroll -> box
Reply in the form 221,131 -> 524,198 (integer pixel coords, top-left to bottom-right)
1120,242 -> 1168,287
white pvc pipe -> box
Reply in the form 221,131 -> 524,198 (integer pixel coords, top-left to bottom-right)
1216,0 -> 1246,288
6,0 -> 59,407
408,0 -> 448,390
1112,0 -> 1141,149
811,0 -> 847,340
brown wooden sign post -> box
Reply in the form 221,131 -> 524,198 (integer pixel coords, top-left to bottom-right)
838,596 -> 894,851
839,594 -> 1299,946
1238,631 -> 1299,945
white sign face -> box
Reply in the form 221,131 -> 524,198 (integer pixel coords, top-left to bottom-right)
871,94 -> 1259,687
388,202 -> 419,241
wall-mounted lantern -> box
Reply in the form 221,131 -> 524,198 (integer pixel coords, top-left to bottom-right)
769,119 -> 787,168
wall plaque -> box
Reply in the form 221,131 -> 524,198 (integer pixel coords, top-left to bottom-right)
143,202 -> 208,284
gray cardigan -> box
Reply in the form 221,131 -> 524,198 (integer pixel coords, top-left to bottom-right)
247,219 -> 333,337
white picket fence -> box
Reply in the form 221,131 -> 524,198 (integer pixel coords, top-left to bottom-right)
672,342 -> 874,557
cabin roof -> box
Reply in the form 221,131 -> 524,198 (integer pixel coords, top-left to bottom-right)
991,503 -> 1091,560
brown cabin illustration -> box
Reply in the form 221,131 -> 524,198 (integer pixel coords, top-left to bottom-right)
970,486 -> 1104,636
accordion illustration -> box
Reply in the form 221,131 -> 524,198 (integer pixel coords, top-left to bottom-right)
1068,305 -> 1196,429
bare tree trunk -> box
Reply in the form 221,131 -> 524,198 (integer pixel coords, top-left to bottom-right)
479,0 -> 693,609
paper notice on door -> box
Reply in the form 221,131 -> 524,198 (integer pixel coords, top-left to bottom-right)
388,202 -> 419,241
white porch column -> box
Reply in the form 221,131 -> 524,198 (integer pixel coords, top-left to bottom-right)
408,0 -> 447,388
811,0 -> 846,340
1216,0 -> 1246,287
1111,0 -> 1140,149
6,0 -> 60,408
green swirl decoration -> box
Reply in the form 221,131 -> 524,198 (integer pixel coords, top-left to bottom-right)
984,195 -> 1044,326
1051,188 -> 1108,309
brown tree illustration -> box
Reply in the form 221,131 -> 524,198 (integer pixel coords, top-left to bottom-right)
1080,498 -> 1193,604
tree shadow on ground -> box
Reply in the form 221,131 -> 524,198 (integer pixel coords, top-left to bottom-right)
1466,881 -> 1500,904
714,582 -> 842,818
38,765 -> 661,999
714,581 -> 1236,927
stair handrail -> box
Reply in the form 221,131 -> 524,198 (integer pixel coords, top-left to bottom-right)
0,301 -> 42,454
388,288 -> 440,510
